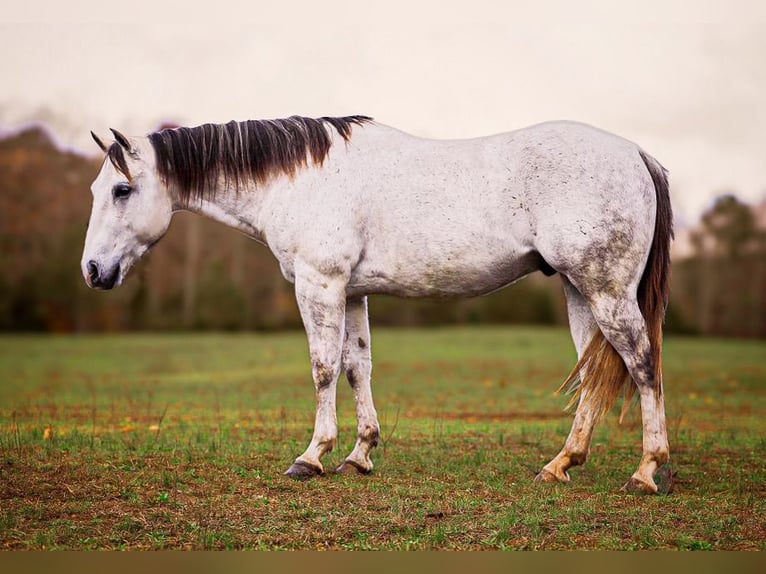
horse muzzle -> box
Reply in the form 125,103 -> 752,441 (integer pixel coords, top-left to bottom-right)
85,260 -> 120,290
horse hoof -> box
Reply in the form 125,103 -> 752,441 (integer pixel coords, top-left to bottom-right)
534,469 -> 567,483
335,460 -> 372,475
620,477 -> 658,495
284,461 -> 323,480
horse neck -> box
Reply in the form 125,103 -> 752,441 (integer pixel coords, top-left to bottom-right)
175,179 -> 271,242
171,123 -> 390,241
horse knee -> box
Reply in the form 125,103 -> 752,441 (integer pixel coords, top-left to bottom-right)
312,360 -> 338,390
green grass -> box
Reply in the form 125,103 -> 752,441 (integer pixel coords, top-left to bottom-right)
0,327 -> 764,550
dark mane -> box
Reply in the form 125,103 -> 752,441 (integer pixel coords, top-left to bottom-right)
115,115 -> 372,205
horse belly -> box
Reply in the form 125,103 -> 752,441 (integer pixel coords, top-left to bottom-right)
348,243 -> 542,298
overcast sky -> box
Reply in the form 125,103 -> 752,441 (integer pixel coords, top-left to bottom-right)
2,1 -> 764,223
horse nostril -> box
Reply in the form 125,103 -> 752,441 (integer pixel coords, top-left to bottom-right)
87,261 -> 99,283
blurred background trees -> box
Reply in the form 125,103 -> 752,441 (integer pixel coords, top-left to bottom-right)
671,195 -> 766,337
1,125 -> 764,337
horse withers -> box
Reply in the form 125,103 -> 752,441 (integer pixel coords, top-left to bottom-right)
82,116 -> 672,493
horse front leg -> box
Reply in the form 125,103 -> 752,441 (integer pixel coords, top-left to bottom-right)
336,296 -> 380,475
284,264 -> 347,479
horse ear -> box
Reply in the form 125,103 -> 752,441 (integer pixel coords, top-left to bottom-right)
109,128 -> 132,152
90,131 -> 108,152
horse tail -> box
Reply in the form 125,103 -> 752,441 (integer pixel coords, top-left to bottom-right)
559,149 -> 673,420
636,150 -> 673,400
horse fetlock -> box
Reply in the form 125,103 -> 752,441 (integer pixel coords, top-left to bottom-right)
653,449 -> 670,467
638,450 -> 669,472
359,424 -> 380,448
537,449 -> 585,484
537,455 -> 572,483
567,450 -> 588,467
318,436 -> 337,455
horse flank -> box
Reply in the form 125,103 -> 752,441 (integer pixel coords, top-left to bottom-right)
106,115 -> 373,205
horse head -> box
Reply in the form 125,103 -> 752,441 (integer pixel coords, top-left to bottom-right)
82,130 -> 172,290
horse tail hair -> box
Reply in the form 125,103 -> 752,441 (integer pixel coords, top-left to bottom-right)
635,149 -> 673,402
558,149 -> 673,421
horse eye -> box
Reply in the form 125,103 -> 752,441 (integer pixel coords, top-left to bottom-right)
112,183 -> 133,199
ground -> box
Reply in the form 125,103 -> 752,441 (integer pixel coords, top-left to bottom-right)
0,327 -> 764,550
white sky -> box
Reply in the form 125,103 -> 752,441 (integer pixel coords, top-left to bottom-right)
2,0 -> 765,223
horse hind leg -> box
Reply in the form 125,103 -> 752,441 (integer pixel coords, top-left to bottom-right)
536,278 -> 600,483
587,293 -> 670,494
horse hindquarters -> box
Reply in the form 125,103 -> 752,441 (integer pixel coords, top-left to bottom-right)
539,149 -> 673,493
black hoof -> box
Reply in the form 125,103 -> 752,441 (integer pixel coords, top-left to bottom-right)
284,460 -> 323,480
534,469 -> 567,483
620,477 -> 658,495
335,460 -> 372,475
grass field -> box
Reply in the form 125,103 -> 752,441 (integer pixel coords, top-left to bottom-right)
0,327 -> 764,550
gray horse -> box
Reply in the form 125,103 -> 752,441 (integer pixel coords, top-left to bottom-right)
83,116 -> 672,493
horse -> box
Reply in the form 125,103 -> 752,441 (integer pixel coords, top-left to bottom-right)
82,115 -> 673,494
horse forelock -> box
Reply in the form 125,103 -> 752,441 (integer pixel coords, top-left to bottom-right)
146,115 -> 373,205
106,143 -> 132,181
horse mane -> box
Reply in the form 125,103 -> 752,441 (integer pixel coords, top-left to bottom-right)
106,115 -> 372,204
